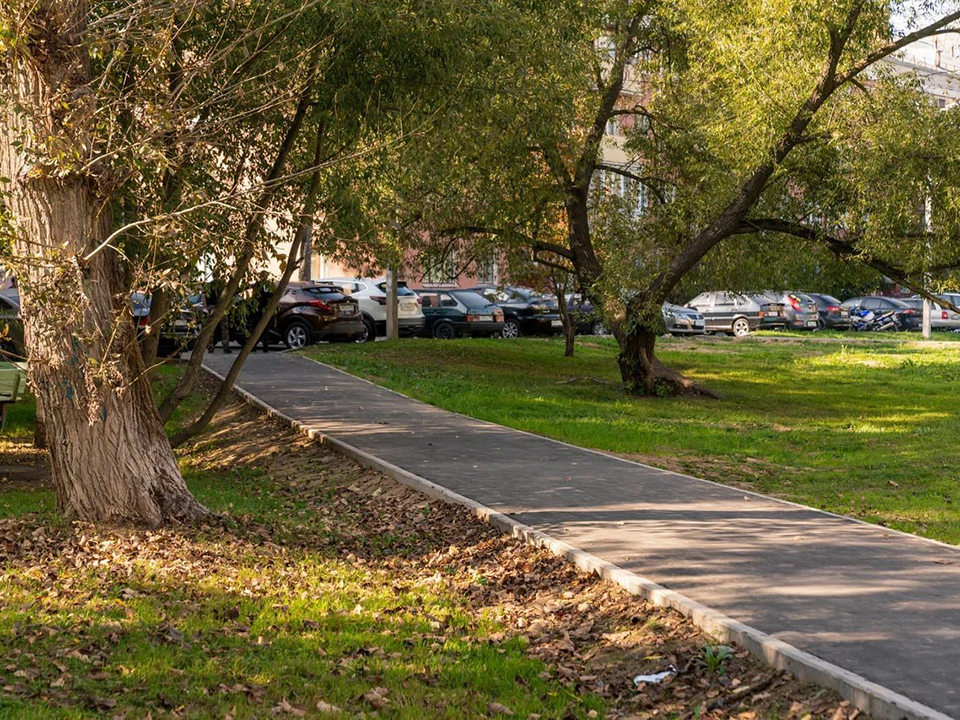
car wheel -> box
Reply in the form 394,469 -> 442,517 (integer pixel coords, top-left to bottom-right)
817,317 -> 826,331
592,320 -> 607,336
501,319 -> 521,339
283,320 -> 311,350
433,322 -> 456,340
732,318 -> 751,337
358,316 -> 376,343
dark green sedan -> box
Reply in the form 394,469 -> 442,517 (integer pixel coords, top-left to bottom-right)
416,290 -> 505,339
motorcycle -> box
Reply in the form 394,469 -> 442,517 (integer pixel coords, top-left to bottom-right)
851,307 -> 903,332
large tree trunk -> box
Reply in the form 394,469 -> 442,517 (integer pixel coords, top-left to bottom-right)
614,311 -> 719,398
615,321 -> 659,394
0,1 -> 207,526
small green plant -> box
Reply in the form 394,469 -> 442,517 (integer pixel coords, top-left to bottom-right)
703,644 -> 734,674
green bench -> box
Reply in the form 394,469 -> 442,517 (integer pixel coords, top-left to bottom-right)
0,362 -> 27,428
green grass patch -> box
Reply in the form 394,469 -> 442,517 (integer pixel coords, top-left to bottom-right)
0,365 -> 606,718
303,335 -> 960,545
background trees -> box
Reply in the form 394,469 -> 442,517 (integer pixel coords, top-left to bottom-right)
407,0 -> 960,394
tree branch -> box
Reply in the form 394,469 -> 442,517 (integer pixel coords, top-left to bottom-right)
533,240 -> 575,261
736,218 -> 960,314
836,11 -> 960,87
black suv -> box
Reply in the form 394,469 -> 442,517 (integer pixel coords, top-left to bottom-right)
465,285 -> 562,338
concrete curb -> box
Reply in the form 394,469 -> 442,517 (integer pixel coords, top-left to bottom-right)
203,363 -> 953,720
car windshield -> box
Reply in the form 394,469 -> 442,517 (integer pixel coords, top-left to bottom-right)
375,282 -> 416,296
789,293 -> 815,304
505,287 -> 535,301
814,294 -> 841,307
451,292 -> 493,308
302,286 -> 345,298
0,293 -> 20,311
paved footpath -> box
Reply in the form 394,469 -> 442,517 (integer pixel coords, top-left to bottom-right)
204,352 -> 960,718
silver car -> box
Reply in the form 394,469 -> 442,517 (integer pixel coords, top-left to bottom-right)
662,303 -> 705,335
686,291 -> 787,336
768,292 -> 820,330
903,294 -> 960,330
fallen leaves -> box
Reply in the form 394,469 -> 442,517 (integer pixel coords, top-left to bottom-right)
0,395 -> 864,719
364,686 -> 389,709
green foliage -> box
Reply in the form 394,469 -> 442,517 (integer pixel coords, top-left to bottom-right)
703,644 -> 734,674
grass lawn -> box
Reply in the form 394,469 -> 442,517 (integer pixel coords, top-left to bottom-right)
303,334 -> 960,545
0,370 -> 852,718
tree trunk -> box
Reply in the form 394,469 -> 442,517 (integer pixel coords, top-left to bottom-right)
613,311 -> 719,398
0,1 -> 207,526
615,322 -> 658,395
299,221 -> 313,281
33,400 -> 47,450
551,273 -> 575,357
563,307 -> 576,357
157,66 -> 316,422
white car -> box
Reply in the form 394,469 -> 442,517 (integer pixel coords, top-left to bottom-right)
321,277 -> 425,342
904,293 -> 960,330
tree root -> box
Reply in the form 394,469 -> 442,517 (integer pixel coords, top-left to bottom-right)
646,359 -> 721,399
557,376 -> 615,386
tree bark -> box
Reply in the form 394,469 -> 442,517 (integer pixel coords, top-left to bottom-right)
0,1 -> 207,526
299,221 -> 313,281
615,321 -> 658,394
33,400 -> 47,450
550,273 -> 575,357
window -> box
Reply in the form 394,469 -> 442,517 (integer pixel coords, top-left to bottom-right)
474,256 -> 498,285
421,250 -> 458,286
605,118 -> 618,136
375,281 -> 416,296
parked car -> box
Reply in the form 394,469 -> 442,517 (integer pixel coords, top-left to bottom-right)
233,282 -> 362,349
901,294 -> 960,330
662,303 -> 705,335
0,291 -> 26,360
802,292 -> 852,330
131,291 -> 208,355
840,296 -> 921,331
416,290 -> 505,339
565,294 -> 606,335
321,277 -> 425,342
465,285 -> 562,338
685,292 -> 787,336
767,292 -> 820,330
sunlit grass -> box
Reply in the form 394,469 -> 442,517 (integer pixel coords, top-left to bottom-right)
304,335 -> 960,544
0,371 -> 605,718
